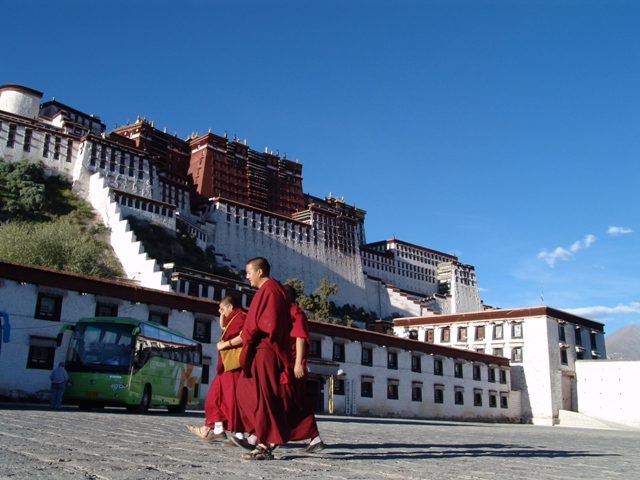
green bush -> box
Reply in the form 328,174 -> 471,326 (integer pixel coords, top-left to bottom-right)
0,218 -> 122,278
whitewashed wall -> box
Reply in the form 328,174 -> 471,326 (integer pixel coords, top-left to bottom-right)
576,360 -> 640,428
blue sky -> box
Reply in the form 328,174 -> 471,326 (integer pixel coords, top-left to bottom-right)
5,1 -> 639,334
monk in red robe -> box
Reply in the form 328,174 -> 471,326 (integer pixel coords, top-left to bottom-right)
187,295 -> 246,444
236,257 -> 292,460
283,284 -> 325,453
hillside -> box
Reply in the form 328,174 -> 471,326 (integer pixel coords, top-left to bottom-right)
605,324 -> 640,360
0,159 -> 240,282
0,160 -> 123,278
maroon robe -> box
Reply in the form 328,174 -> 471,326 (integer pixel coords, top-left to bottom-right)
287,303 -> 320,441
236,278 -> 293,445
204,308 -> 246,432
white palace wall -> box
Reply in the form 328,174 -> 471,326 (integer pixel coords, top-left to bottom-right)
204,203 -> 371,309
576,360 -> 640,428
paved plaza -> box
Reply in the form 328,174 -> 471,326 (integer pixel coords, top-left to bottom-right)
0,403 -> 639,479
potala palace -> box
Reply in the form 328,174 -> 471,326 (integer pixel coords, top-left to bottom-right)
0,83 -> 480,319
4,83 -> 638,428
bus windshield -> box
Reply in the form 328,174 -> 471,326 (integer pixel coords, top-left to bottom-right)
66,322 -> 135,373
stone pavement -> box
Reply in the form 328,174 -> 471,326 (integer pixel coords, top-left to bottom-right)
0,404 -> 639,479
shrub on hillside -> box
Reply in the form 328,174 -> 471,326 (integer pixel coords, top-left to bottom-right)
0,217 -> 122,278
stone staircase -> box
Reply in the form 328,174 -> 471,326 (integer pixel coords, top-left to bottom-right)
88,173 -> 171,291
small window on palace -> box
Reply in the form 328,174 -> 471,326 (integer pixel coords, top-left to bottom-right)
333,379 -> 345,395
474,391 -> 483,407
489,393 -> 497,408
441,327 -> 450,343
361,347 -> 373,366
473,364 -> 481,381
512,346 -> 523,363
411,355 -> 421,373
408,329 -> 419,340
434,387 -> 444,404
434,358 -> 443,376
387,351 -> 398,370
558,324 -> 566,342
499,369 -> 508,384
458,326 -> 467,342
193,318 -> 212,343
412,384 -> 422,402
493,324 -> 504,340
149,311 -> 169,327
574,326 -> 583,346
493,347 -> 504,357
454,363 -> 463,378
560,348 -> 568,365
309,339 -> 321,358
455,389 -> 464,405
500,394 -> 509,409
361,380 -> 373,398
426,329 -> 435,343
512,323 -> 523,339
26,337 -> 57,370
387,383 -> 399,400
488,367 -> 496,383
6,124 -> 16,148
333,343 -> 345,362
23,128 -> 33,152
35,293 -> 63,321
475,325 -> 485,341
95,302 -> 118,317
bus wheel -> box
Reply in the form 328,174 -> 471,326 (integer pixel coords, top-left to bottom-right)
168,388 -> 188,414
128,385 -> 151,414
78,401 -> 92,411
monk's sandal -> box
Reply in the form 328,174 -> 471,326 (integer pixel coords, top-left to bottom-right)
241,444 -> 274,461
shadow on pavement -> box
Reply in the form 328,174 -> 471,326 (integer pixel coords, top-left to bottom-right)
278,441 -> 620,461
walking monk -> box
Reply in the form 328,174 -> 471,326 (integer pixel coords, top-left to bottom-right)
283,284 -> 325,453
235,257 -> 292,460
187,295 -> 246,444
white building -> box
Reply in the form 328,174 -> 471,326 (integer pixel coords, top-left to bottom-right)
0,259 -> 518,422
0,259 -> 222,402
308,321 -> 516,422
393,307 -> 607,425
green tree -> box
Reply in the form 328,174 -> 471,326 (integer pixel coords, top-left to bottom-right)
0,160 -> 46,220
312,278 -> 338,322
283,278 -> 315,313
284,277 -> 339,323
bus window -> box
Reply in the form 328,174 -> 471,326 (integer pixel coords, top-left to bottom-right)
67,323 -> 135,372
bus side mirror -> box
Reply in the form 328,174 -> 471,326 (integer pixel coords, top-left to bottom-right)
56,324 -> 75,346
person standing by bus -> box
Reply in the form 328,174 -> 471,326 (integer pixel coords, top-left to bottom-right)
49,362 -> 68,409
187,295 -> 246,443
234,257 -> 292,460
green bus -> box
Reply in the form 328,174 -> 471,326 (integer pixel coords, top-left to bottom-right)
58,317 -> 202,413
